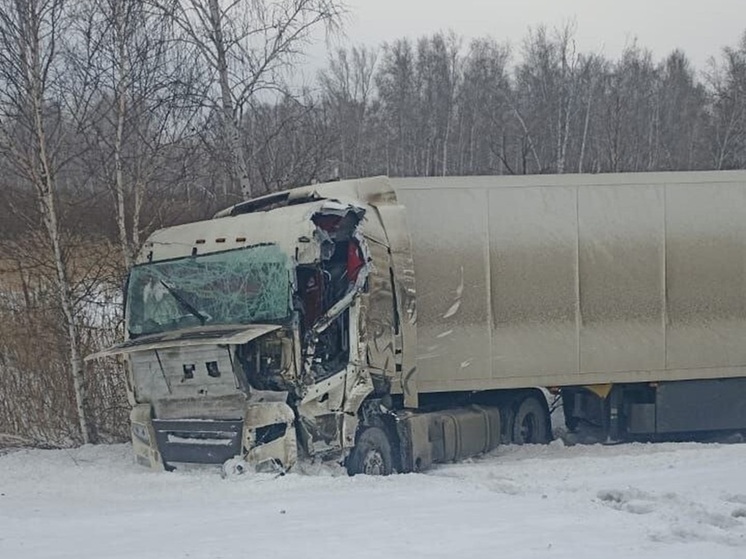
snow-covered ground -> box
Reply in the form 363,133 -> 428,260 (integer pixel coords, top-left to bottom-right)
2,441 -> 746,558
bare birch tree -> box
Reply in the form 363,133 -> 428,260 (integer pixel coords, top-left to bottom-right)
158,0 -> 343,199
416,32 -> 461,176
70,0 -> 201,270
514,24 -> 584,174
576,54 -> 605,173
654,50 -> 707,170
0,0 -> 91,442
376,39 -> 419,175
457,38 -> 512,174
706,33 -> 746,170
319,45 -> 378,178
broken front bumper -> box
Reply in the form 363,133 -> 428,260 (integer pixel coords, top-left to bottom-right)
130,401 -> 298,472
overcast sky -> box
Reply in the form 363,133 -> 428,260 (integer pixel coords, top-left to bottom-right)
308,0 -> 745,74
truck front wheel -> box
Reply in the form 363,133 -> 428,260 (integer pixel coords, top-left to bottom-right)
346,426 -> 394,476
512,396 -> 551,444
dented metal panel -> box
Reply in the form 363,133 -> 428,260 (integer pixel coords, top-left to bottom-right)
363,238 -> 397,376
371,204 -> 418,406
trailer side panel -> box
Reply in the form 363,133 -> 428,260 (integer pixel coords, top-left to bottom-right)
393,171 -> 746,392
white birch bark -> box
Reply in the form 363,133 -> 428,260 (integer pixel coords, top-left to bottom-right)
0,0 -> 91,443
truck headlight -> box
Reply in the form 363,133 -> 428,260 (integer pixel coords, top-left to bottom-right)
132,422 -> 151,444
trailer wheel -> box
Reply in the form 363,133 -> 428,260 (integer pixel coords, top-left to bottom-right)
512,396 -> 551,444
346,426 -> 394,476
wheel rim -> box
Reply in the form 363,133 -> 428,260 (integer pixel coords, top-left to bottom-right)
520,414 -> 536,443
362,449 -> 385,475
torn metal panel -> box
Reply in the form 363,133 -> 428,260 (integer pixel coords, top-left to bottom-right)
363,237 -> 397,378
300,369 -> 347,409
371,203 -> 419,408
342,299 -> 374,448
295,370 -> 348,455
343,368 -> 375,418
299,203 -> 371,387
243,397 -> 297,471
130,403 -> 164,470
314,199 -> 366,218
292,201 -> 377,457
299,287 -> 357,389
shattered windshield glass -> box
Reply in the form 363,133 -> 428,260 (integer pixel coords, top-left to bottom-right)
126,244 -> 292,336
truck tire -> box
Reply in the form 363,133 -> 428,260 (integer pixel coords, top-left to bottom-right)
561,390 -> 580,432
512,396 -> 551,444
346,426 -> 394,476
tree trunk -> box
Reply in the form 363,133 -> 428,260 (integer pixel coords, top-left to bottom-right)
31,81 -> 90,445
578,84 -> 594,173
207,0 -> 251,199
114,14 -> 132,270
19,0 -> 91,444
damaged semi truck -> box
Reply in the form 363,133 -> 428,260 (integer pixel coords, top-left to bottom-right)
90,170 -> 746,475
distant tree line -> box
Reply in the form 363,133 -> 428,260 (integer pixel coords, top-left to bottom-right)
322,26 -> 746,179
0,0 -> 744,446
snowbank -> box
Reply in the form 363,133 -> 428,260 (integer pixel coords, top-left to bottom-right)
1,441 -> 745,558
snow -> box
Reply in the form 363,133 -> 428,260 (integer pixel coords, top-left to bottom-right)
2,441 -> 746,558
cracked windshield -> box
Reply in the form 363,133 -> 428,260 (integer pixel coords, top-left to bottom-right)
126,244 -> 292,336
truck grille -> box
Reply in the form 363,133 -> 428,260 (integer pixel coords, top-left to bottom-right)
152,419 -> 243,465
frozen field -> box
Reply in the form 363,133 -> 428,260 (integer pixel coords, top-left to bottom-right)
1,441 -> 746,558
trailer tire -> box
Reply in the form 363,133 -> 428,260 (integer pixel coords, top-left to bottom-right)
499,405 -> 516,444
512,396 -> 551,444
346,426 -> 394,476
561,390 -> 580,432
